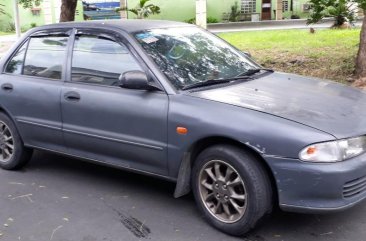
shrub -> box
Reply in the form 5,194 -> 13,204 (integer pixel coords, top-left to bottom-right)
229,2 -> 240,22
207,17 -> 219,23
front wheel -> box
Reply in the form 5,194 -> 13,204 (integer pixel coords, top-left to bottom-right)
192,145 -> 272,236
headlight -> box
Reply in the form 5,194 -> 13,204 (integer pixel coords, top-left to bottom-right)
299,136 -> 366,163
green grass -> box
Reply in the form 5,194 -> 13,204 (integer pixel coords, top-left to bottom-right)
219,29 -> 361,83
0,32 -> 12,36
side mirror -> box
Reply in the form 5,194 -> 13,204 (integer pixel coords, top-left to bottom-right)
119,70 -> 150,90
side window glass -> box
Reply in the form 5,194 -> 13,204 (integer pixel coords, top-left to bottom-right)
5,41 -> 27,74
71,35 -> 142,86
23,35 -> 68,80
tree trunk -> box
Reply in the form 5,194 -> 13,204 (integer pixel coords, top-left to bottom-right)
120,0 -> 127,19
356,10 -> 366,78
59,0 -> 78,22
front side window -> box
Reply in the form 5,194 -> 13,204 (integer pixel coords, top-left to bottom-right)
5,41 -> 28,75
23,35 -> 68,80
134,27 -> 259,90
71,35 -> 142,86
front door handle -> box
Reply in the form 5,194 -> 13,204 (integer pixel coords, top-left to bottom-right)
64,91 -> 81,102
1,83 -> 13,92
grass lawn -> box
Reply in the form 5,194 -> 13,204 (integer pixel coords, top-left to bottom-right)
219,29 -> 361,84
0,32 -> 12,36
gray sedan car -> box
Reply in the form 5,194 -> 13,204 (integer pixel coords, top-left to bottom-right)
1,20 -> 366,236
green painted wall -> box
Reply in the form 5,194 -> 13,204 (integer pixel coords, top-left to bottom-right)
126,0 -> 309,22
126,0 -> 238,22
0,0 -> 84,32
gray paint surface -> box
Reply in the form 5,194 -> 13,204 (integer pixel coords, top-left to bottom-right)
1,20 -> 366,214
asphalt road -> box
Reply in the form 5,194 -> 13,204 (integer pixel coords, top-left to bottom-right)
0,151 -> 366,241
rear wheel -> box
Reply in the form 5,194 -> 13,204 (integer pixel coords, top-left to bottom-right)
192,145 -> 272,236
0,112 -> 32,170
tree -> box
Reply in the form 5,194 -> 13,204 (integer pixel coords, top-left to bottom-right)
308,0 -> 366,79
307,0 -> 356,27
0,3 -> 5,15
18,0 -> 41,8
60,0 -> 78,22
355,1 -> 366,78
116,0 -> 160,19
119,0 -> 127,19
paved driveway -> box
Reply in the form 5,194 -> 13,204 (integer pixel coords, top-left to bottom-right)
1,151 -> 366,241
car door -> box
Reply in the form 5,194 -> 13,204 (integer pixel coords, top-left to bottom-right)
61,29 -> 169,175
0,30 -> 70,152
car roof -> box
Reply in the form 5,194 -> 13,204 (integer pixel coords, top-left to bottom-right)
35,19 -> 193,33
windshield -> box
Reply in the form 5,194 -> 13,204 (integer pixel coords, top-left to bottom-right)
134,27 -> 260,90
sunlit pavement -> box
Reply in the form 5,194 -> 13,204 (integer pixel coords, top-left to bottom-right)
0,151 -> 366,241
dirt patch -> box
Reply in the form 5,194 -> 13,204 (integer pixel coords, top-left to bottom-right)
253,50 -> 356,84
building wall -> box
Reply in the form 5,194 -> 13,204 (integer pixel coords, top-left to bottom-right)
0,0 -> 84,32
125,0 -> 310,22
126,0 -> 238,22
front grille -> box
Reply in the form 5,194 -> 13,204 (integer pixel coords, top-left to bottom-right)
343,176 -> 366,198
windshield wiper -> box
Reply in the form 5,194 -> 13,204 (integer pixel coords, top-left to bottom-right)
182,76 -> 252,90
237,68 -> 274,77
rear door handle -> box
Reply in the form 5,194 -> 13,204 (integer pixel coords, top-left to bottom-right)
64,91 -> 81,102
1,83 -> 13,92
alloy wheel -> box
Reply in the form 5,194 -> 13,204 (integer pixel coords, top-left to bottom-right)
0,121 -> 14,163
198,160 -> 247,223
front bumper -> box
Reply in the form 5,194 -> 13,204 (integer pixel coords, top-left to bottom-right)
264,153 -> 366,213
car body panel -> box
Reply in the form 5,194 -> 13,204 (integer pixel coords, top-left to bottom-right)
189,72 -> 366,139
0,75 -> 65,152
167,94 -> 336,177
61,82 -> 169,175
1,20 -> 366,214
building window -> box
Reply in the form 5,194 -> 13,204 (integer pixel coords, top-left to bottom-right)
241,0 -> 256,13
283,0 -> 289,12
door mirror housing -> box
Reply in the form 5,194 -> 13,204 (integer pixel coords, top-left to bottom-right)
119,71 -> 151,90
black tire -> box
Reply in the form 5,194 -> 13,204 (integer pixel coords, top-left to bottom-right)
0,112 -> 33,170
192,144 -> 272,236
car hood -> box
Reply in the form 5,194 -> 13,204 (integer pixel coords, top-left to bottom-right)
188,72 -> 366,139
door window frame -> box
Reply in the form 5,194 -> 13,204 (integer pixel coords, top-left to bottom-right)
2,28 -> 73,82
66,28 -> 165,92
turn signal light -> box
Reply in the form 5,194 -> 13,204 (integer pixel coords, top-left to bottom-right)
176,127 -> 188,135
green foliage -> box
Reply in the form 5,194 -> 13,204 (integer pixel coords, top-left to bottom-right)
207,17 -> 219,23
229,1 -> 240,22
18,0 -> 42,9
116,0 -> 160,19
30,23 -> 37,28
185,18 -> 196,24
307,0 -> 361,27
0,4 -> 5,15
184,17 -> 219,24
6,22 -> 16,32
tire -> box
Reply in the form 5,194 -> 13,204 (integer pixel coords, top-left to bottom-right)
0,112 -> 33,170
192,144 -> 272,236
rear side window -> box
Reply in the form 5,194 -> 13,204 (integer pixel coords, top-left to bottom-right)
23,35 -> 68,80
71,35 -> 142,86
5,42 -> 27,74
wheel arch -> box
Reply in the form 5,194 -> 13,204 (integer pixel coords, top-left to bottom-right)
174,136 -> 278,205
0,105 -> 24,142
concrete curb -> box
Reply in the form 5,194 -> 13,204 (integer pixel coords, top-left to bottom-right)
207,17 -> 363,32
